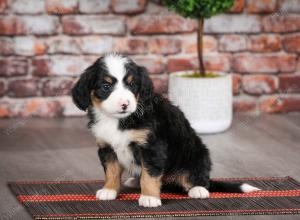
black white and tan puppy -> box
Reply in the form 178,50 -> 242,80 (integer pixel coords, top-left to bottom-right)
72,53 -> 260,207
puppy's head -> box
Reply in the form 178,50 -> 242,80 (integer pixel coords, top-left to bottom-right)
72,54 -> 153,118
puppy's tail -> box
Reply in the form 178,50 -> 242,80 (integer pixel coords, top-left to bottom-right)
209,180 -> 261,193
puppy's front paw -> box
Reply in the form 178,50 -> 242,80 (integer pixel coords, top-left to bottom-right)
123,177 -> 140,188
96,188 -> 117,200
188,186 -> 209,199
138,195 -> 162,207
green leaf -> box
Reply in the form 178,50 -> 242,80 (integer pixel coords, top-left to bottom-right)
162,0 -> 234,19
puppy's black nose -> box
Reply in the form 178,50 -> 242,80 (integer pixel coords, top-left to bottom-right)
121,103 -> 128,110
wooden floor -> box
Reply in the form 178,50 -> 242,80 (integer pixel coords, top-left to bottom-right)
0,114 -> 300,220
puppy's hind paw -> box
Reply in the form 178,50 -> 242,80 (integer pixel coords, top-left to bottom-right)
123,177 -> 140,188
96,188 -> 117,200
138,195 -> 162,207
188,186 -> 210,199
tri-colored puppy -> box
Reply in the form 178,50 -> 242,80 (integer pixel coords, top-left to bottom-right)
72,54 -> 260,207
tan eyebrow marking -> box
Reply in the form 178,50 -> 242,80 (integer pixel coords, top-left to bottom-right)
104,76 -> 113,84
127,74 -> 133,84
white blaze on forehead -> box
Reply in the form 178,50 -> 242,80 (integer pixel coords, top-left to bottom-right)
104,54 -> 128,81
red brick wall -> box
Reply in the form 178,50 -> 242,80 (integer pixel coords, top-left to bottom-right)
0,0 -> 300,117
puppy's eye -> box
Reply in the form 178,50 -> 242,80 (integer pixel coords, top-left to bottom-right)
128,81 -> 136,90
101,83 -> 111,92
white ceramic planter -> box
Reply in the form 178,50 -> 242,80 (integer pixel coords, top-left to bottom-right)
168,71 -> 232,134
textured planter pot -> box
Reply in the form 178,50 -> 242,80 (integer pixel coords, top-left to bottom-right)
168,71 -> 232,134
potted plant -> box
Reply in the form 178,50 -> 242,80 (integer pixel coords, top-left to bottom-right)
163,0 -> 234,133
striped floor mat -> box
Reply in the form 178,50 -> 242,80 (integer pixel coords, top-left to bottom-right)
8,177 -> 300,219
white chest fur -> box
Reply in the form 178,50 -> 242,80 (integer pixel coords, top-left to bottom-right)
91,110 -> 148,177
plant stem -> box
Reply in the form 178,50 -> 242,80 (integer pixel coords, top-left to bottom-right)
197,18 -> 206,76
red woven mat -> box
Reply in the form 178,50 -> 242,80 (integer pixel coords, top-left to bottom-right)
8,177 -> 300,219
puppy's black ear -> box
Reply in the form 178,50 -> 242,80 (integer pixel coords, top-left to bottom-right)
72,65 -> 97,111
138,65 -> 154,102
